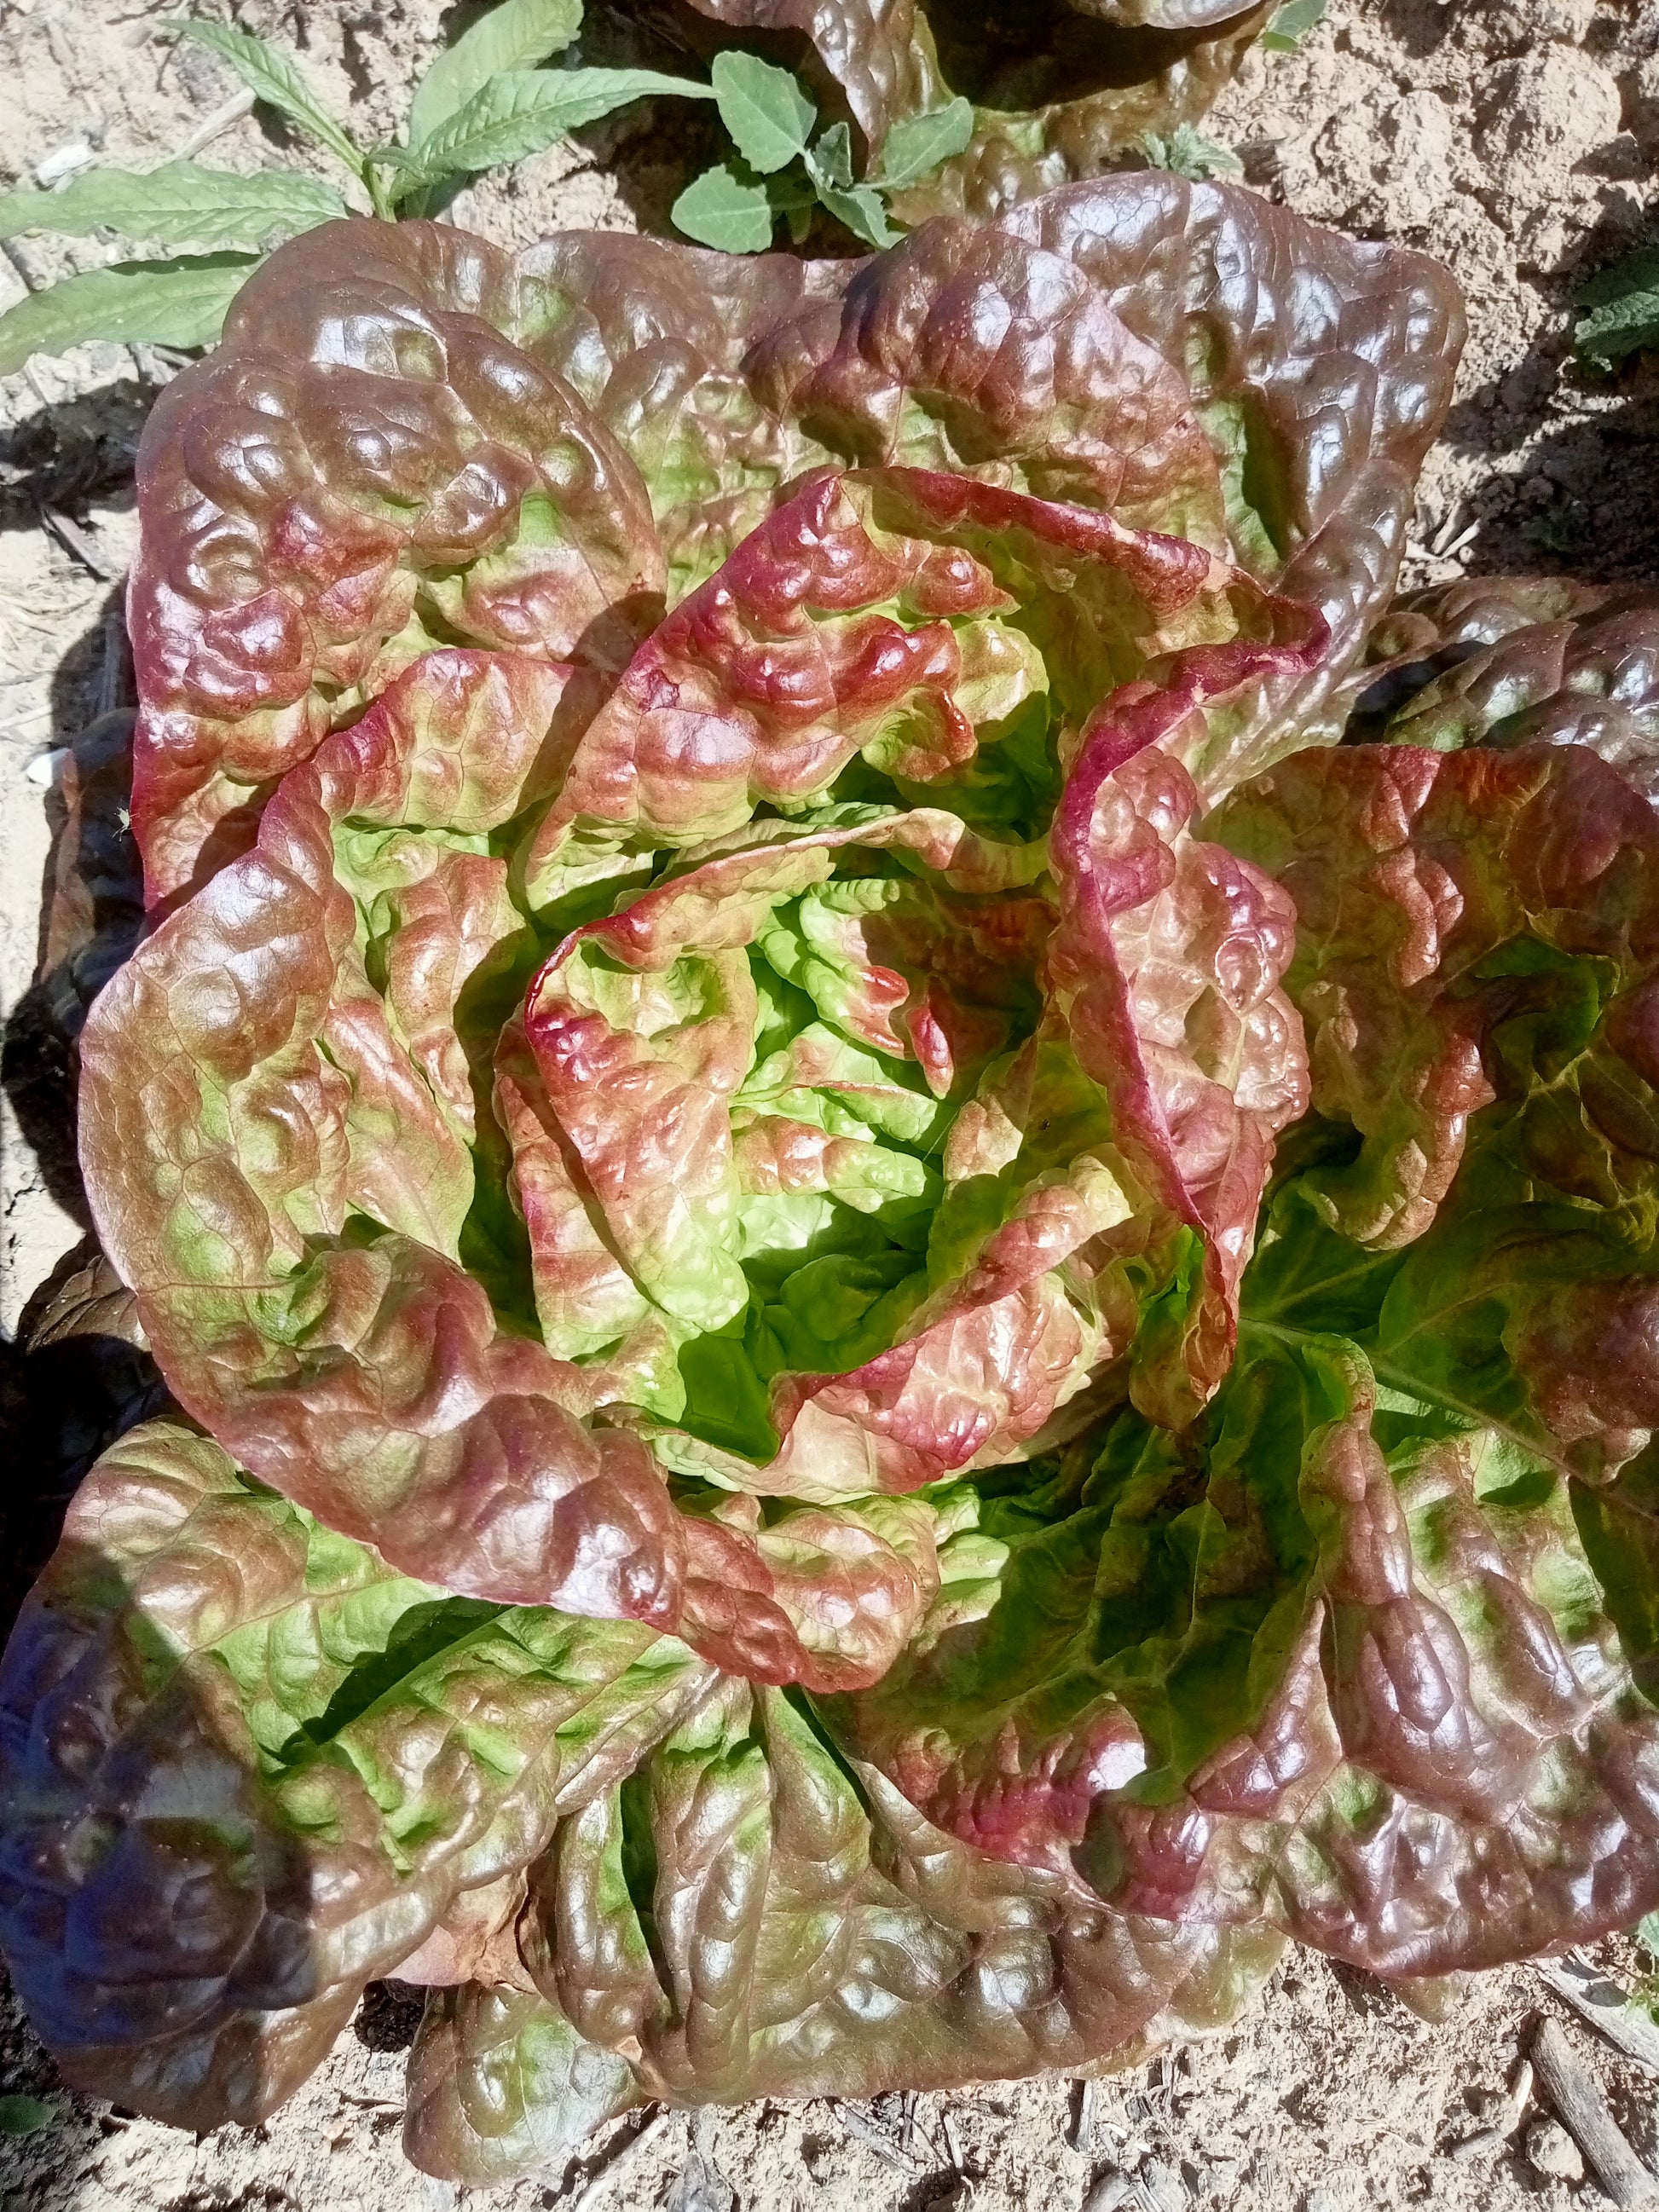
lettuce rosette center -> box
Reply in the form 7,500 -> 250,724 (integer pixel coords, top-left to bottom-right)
77,454 -> 1323,1678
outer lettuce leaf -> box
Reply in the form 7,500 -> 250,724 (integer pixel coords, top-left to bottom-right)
830,1290 -> 1659,1972
128,221 -> 665,908
407,1674 -> 1283,2181
76,645 -> 939,1690
21,1287 -> 1659,2167
130,184 -> 1462,905
525,173 -> 1463,690
0,1412 -> 1281,2170
996,182 -> 1463,788
523,211 -> 1240,592
1209,742 -> 1659,1479
0,1418 -> 714,2129
1346,576 -> 1659,800
405,1984 -> 639,2184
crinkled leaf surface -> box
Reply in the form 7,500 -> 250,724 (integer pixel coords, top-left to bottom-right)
128,220 -> 663,906
831,1302 -> 1659,1971
80,646 -> 943,1693
130,180 -> 1462,902
675,0 -> 1272,207
1209,741 -> 1659,1479
0,1419 -> 1279,2171
1345,576 -> 1659,800
27,175 -> 1612,2180
0,1418 -> 714,2130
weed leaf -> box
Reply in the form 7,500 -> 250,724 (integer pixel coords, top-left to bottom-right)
165,19 -> 367,178
870,97 -> 973,188
408,0 -> 585,147
671,159 -> 776,252
0,252 -> 260,373
0,162 -> 347,251
710,51 -> 815,175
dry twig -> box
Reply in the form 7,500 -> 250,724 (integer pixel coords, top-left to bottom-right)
1536,1955 -> 1659,2075
174,85 -> 256,159
41,505 -> 123,583
1532,2016 -> 1659,2209
569,2110 -> 668,2212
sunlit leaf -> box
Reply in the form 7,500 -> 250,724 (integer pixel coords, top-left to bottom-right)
1262,0 -> 1327,52
164,18 -> 366,179
870,97 -> 973,188
0,161 -> 347,251
394,66 -> 712,185
408,0 -> 585,146
1575,246 -> 1659,371
671,159 -> 776,252
710,50 -> 815,176
0,251 -> 260,373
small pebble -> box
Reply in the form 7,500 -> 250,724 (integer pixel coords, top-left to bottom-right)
1524,2117 -> 1586,2184
25,748 -> 67,789
34,141 -> 93,187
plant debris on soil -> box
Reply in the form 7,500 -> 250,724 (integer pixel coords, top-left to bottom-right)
1,3 -> 1657,2209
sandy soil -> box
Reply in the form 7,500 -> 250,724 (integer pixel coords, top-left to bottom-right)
2,3 -> 1658,2209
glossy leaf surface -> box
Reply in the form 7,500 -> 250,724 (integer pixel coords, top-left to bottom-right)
32,179 -> 1646,2186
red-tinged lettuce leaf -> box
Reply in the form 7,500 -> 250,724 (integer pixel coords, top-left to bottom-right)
1344,576 -> 1659,800
892,9 -> 1274,224
829,1310 -> 1659,1973
519,463 -> 1316,912
0,1418 -> 715,2130
0,1412 -> 1280,2169
505,474 -> 1318,1490
676,0 -> 942,155
128,185 -> 1461,909
518,804 -> 1095,1498
997,180 -> 1464,788
1208,742 -> 1659,1480
405,1983 -> 640,2184
1044,639 -> 1315,1428
77,647 -> 938,1690
525,173 -> 1460,657
518,219 -> 1246,609
408,1670 -> 1284,2183
523,173 -> 1461,684
128,219 -> 662,908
